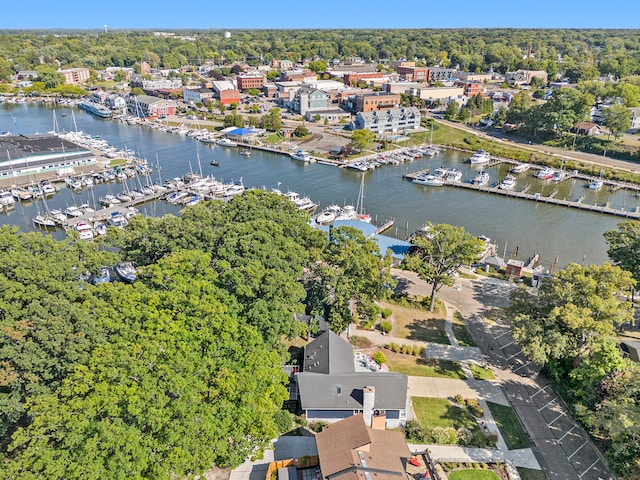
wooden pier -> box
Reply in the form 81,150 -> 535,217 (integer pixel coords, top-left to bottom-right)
403,171 -> 640,219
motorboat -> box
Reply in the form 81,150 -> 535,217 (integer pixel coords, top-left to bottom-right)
433,166 -> 449,178
0,189 -> 16,207
210,159 -> 219,166
510,163 -> 530,174
114,261 -> 137,283
346,161 -> 370,171
445,168 -> 463,182
468,150 -> 491,164
535,167 -> 555,180
498,175 -> 517,190
239,149 -> 251,157
64,176 -> 83,190
73,222 -> 94,240
166,191 -> 190,204
335,204 -> 358,221
116,192 -> 132,203
107,211 -> 128,228
39,180 -> 57,195
64,205 -> 83,217
471,171 -> 491,186
11,187 -> 32,202
216,137 -> 238,147
29,185 -> 44,198
588,179 -> 604,190
100,194 -> 121,207
552,170 -> 568,182
93,221 -> 107,236
315,205 -> 342,225
290,149 -> 312,162
412,174 -> 444,187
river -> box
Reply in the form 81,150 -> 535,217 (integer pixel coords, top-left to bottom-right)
0,102 -> 629,269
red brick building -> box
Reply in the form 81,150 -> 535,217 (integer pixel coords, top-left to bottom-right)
236,74 -> 266,91
342,72 -> 384,87
395,66 -> 429,82
219,89 -> 241,105
354,93 -> 400,112
455,81 -> 484,97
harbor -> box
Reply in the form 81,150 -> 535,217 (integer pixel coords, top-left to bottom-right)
0,102 -> 633,269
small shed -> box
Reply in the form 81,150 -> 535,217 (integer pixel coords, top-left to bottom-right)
505,259 -> 525,278
482,254 -> 505,271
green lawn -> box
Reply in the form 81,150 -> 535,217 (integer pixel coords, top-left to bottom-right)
516,467 -> 548,480
452,312 -> 477,347
385,351 -> 465,379
487,401 -> 531,449
412,397 -> 478,430
449,470 -> 501,480
469,363 -> 496,380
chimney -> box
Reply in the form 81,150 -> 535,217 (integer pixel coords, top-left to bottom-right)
362,386 -> 375,427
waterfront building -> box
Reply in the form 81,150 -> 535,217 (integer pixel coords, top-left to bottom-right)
127,95 -> 177,118
0,134 -> 95,179
353,92 -> 400,113
104,94 -> 127,113
352,107 -> 421,134
182,87 -> 215,105
289,86 -> 329,116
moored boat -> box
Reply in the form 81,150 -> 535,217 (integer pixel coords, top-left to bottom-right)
33,214 -> 57,229
535,167 -> 555,180
412,174 -> 444,187
510,163 -> 530,174
290,149 -> 312,162
216,137 -> 238,147
588,179 -> 604,190
471,171 -> 491,186
468,150 -> 491,164
114,261 -> 137,283
498,175 -> 517,190
73,222 -> 95,240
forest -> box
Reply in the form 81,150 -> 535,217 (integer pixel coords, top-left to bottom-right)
1,29 -> 640,80
0,191 -> 393,478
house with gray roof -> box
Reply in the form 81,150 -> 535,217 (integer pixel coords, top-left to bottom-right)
296,331 -> 409,428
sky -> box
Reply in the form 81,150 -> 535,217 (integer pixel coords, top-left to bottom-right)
0,0 -> 638,30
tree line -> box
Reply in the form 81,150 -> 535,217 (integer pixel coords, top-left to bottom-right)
1,29 -> 640,81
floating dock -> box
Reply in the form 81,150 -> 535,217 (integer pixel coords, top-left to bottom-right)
404,171 -> 640,219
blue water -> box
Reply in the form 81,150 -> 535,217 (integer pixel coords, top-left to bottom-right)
0,103 -> 626,269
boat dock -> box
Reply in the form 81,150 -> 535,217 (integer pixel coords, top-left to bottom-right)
403,170 -> 640,219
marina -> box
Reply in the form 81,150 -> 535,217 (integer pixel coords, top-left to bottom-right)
0,103 -> 633,269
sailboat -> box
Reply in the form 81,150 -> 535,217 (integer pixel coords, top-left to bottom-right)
355,174 -> 371,223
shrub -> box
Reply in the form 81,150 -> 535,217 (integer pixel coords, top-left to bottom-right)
308,421 -> 328,433
274,409 -> 294,433
412,345 -> 422,356
431,426 -> 458,444
465,398 -> 484,418
373,351 -> 386,365
350,335 -> 372,349
379,320 -> 392,334
381,308 -> 393,319
457,427 -> 473,446
391,343 -> 401,353
403,419 -> 426,442
454,394 -> 465,405
401,344 -> 411,355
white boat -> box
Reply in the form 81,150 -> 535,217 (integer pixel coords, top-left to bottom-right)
468,150 -> 491,164
445,168 -> 463,182
11,187 -> 32,202
65,176 -> 83,190
535,167 -> 555,180
216,137 -> 238,147
64,206 -> 83,217
552,170 -> 568,182
346,161 -> 369,171
39,181 -> 57,195
588,179 -> 604,190
471,171 -> 491,186
510,163 -> 530,174
315,205 -> 342,225
107,212 -> 128,228
335,204 -> 358,221
166,191 -> 189,204
239,149 -> 251,157
33,214 -> 57,229
412,174 -> 444,186
433,166 -> 449,178
114,261 -> 137,283
290,149 -> 312,162
74,222 -> 95,240
117,192 -> 132,203
0,190 -> 15,207
29,185 -> 44,198
498,175 -> 517,190
94,221 -> 107,236
100,194 -> 121,207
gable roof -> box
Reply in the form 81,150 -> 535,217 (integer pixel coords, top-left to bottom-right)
303,330 -> 355,374
297,372 -> 408,410
316,414 -> 411,480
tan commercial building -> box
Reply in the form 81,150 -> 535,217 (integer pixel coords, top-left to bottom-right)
354,92 -> 400,112
58,68 -> 90,84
